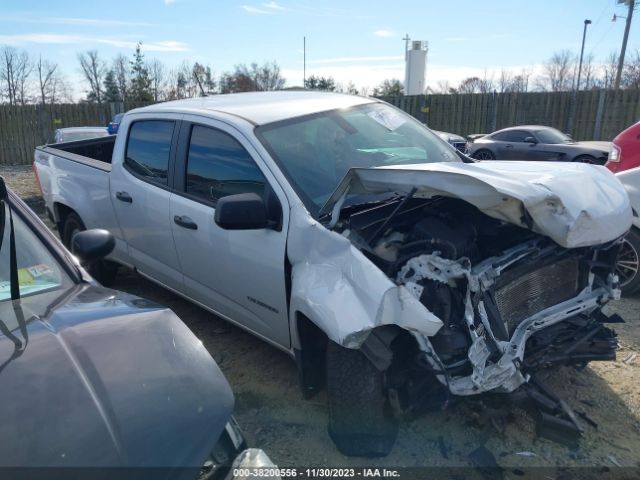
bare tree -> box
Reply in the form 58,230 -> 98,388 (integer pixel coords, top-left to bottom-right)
540,50 -> 575,92
497,69 -> 512,93
622,48 -> 640,89
78,50 -> 106,103
147,58 -> 167,101
457,77 -> 483,94
580,53 -> 596,90
219,61 -> 285,93
602,51 -> 619,89
0,47 -> 32,105
192,62 -> 215,97
435,80 -> 456,94
36,56 -> 58,105
113,54 -> 129,102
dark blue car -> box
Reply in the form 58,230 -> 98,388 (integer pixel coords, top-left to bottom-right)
107,113 -> 124,135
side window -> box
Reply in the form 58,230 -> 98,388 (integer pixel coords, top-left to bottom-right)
125,120 -> 175,185
504,130 -> 529,142
185,125 -> 266,205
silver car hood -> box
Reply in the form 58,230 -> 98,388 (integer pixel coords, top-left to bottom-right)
320,160 -> 632,248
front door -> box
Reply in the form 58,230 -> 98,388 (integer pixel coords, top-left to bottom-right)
169,120 -> 290,348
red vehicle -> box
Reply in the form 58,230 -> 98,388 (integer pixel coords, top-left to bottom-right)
606,121 -> 640,173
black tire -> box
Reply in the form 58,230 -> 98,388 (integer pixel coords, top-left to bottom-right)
62,212 -> 118,286
618,228 -> 640,296
472,149 -> 495,161
326,341 -> 398,457
573,154 -> 597,164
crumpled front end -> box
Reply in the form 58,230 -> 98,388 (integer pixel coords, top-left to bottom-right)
288,161 -> 629,404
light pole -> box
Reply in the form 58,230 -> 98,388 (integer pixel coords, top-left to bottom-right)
576,19 -> 592,92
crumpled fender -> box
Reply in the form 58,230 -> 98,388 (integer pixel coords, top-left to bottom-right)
287,205 -> 443,348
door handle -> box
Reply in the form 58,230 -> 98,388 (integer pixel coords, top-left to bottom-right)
115,191 -> 133,203
174,215 -> 198,230
505,144 -> 513,149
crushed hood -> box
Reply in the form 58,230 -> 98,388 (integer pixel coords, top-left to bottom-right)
320,161 -> 632,248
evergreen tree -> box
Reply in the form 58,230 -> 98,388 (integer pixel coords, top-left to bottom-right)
103,69 -> 120,102
129,43 -> 153,102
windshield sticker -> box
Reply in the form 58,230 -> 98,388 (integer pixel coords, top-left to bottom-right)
26,264 -> 54,278
367,109 -> 406,131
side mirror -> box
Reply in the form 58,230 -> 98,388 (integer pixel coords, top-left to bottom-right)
215,193 -> 269,230
524,136 -> 537,144
72,229 -> 115,263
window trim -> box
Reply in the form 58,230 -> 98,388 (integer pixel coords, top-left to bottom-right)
174,121 -> 270,209
123,119 -> 179,191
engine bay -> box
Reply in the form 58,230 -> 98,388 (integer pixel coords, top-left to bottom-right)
328,194 -> 623,443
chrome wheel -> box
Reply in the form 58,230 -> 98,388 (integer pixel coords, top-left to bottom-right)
617,237 -> 639,288
473,150 -> 494,160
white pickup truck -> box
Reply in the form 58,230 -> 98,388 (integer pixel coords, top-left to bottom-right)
34,92 -> 632,456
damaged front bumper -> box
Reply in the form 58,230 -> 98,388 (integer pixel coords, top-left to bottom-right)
397,240 -> 622,397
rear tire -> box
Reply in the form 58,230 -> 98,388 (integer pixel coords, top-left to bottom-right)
62,212 -> 118,287
573,154 -> 597,164
619,228 -> 640,296
472,149 -> 495,160
326,341 -> 398,457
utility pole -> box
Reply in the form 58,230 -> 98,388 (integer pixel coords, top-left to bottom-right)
303,36 -> 306,89
568,19 -> 591,135
614,0 -> 635,90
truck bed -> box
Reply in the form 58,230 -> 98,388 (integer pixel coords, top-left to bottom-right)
35,136 -> 116,172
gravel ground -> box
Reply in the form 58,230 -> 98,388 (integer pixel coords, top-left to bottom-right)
4,165 -> 640,475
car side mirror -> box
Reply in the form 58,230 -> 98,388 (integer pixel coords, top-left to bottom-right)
72,229 -> 115,263
215,193 -> 269,230
524,136 -> 537,144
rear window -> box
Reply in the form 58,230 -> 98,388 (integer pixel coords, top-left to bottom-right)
125,121 -> 175,185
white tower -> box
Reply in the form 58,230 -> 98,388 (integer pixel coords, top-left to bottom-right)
404,36 -> 428,95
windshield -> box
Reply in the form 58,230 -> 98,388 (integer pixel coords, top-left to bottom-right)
256,103 -> 459,212
0,203 -> 72,302
534,128 -> 573,144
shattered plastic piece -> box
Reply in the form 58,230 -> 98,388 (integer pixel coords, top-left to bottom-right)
514,451 -> 537,457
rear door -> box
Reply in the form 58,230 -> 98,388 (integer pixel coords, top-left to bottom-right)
169,118 -> 291,347
110,114 -> 184,291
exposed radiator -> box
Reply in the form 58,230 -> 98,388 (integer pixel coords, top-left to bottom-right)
492,256 -> 582,335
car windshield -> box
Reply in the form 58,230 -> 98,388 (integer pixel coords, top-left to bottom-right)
256,103 -> 460,212
535,128 -> 573,144
0,203 -> 72,302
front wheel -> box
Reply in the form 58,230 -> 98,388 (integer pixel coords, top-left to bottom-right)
62,213 -> 118,286
326,341 -> 398,457
472,149 -> 495,160
618,228 -> 640,296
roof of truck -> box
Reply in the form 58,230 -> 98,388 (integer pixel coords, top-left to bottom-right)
135,91 -> 377,126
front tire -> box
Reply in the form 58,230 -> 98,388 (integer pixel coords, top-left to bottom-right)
62,212 -> 118,286
326,341 -> 398,457
618,228 -> 640,296
472,149 -> 495,160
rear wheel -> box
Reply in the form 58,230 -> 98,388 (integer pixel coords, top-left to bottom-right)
472,149 -> 495,160
62,212 -> 118,286
618,228 -> 640,295
573,154 -> 597,164
326,341 -> 398,457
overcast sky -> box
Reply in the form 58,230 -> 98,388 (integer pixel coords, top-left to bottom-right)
0,0 -> 637,98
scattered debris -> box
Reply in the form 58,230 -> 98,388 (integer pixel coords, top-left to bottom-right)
623,353 -> 637,365
469,446 -> 504,480
514,451 -> 537,457
607,455 -> 622,467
